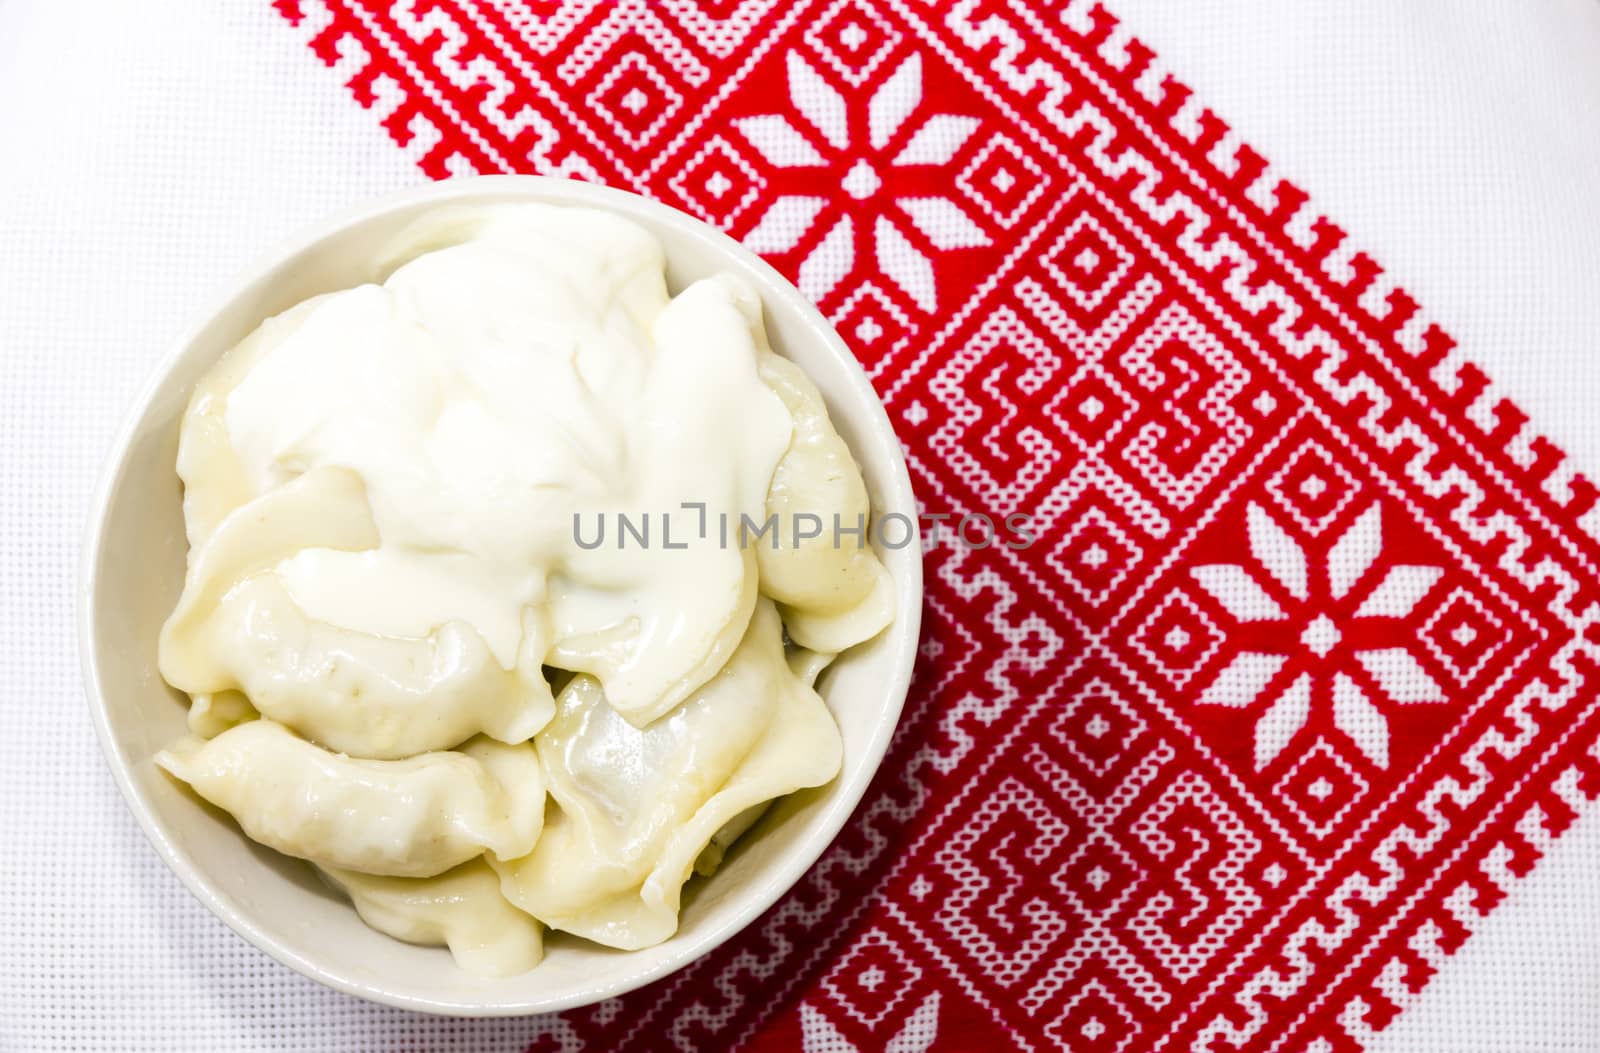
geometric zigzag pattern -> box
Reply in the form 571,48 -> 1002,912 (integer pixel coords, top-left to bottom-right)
271,1 -> 1600,1049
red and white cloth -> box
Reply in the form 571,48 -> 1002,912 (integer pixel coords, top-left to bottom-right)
4,2 -> 1600,1050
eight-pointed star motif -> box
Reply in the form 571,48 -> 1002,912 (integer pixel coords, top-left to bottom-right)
1191,502 -> 1447,770
733,52 -> 990,312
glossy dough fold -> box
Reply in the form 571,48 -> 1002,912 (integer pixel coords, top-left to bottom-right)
755,353 -> 895,652
153,203 -> 897,976
493,600 -> 842,949
160,465 -> 554,760
544,276 -> 789,725
713,277 -> 896,652
157,721 -> 545,878
320,859 -> 544,978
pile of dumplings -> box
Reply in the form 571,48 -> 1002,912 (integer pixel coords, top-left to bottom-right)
153,205 -> 895,977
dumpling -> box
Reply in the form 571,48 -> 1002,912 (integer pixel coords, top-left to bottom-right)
160,466 -> 554,758
319,859 -> 544,978
161,464 -> 378,647
545,546 -> 757,731
185,690 -> 258,739
785,646 -> 836,688
756,353 -> 895,653
692,803 -> 771,878
708,275 -> 894,652
179,575 -> 553,759
174,296 -> 326,549
492,600 -> 842,949
156,721 -> 545,878
545,276 -> 790,728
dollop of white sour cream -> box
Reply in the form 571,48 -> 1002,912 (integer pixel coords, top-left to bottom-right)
155,203 -> 893,976
222,205 -> 791,725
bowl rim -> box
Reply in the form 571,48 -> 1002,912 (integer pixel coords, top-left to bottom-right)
77,175 -> 923,1016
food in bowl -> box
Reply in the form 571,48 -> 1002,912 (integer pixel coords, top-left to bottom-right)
151,203 -> 895,976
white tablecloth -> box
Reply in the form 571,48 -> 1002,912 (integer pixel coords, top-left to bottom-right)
2,1 -> 1597,1049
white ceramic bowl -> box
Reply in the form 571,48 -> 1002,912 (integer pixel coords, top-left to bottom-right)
79,176 -> 922,1015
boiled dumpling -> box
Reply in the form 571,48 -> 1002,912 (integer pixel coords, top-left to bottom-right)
185,690 -> 257,738
546,547 -> 757,731
162,464 -> 378,647
545,277 -> 790,728
180,574 -> 553,759
156,721 -> 545,878
493,600 -> 842,949
173,296 -> 325,548
159,466 -> 554,759
692,803 -> 771,878
319,859 -> 544,978
756,353 -> 895,652
707,276 -> 894,652
785,646 -> 836,688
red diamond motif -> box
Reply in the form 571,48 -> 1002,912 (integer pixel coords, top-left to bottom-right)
1267,442 -> 1362,537
1060,834 -> 1139,914
285,3 -> 1600,1050
588,49 -> 681,149
1131,590 -> 1224,691
1044,968 -> 1147,1053
805,0 -> 899,86
1420,587 -> 1511,685
1048,502 -> 1142,606
832,282 -> 915,372
1054,366 -> 1134,450
957,133 -> 1050,228
1045,669 -> 1152,792
1052,982 -> 1139,1053
819,925 -> 923,1029
666,135 -> 763,227
1274,738 -> 1371,840
1043,214 -> 1135,320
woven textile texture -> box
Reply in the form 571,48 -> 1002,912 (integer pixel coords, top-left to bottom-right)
261,1 -> 1600,1049
4,1 -> 1600,1051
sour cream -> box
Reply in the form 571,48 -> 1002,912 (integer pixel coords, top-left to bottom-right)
155,200 -> 895,976
221,205 -> 792,725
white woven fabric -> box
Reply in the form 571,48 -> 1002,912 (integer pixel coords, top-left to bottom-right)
1114,4 -> 1600,1050
2,1 -> 1598,1049
0,3 -> 550,1050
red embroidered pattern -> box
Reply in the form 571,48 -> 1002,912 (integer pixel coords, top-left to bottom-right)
274,1 -> 1600,1049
